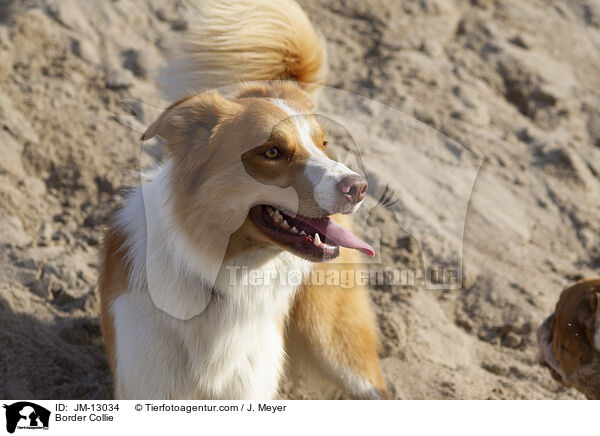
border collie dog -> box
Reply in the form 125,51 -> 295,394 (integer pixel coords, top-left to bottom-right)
100,0 -> 387,400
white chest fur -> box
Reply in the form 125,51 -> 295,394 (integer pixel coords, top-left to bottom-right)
111,269 -> 301,399
110,163 -> 312,399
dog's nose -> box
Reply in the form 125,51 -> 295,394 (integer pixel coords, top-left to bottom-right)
337,175 -> 368,204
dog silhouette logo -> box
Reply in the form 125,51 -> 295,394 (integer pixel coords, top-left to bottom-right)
2,402 -> 50,433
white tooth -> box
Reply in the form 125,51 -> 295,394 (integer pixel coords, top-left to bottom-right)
300,230 -> 307,236
282,220 -> 290,229
290,226 -> 298,233
275,215 -> 283,223
314,233 -> 321,246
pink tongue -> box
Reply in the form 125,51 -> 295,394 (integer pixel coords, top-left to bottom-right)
296,216 -> 375,257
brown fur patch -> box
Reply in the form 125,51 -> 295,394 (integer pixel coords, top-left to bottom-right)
236,82 -> 317,110
99,219 -> 131,390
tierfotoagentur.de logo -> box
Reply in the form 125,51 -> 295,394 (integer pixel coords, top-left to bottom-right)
2,402 -> 50,434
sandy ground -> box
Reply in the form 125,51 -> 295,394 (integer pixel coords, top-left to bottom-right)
0,0 -> 599,399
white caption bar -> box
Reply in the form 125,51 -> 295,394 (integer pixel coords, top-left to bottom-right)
0,400 -> 593,435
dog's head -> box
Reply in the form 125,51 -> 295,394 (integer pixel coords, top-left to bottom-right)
142,82 -> 373,262
536,279 -> 600,398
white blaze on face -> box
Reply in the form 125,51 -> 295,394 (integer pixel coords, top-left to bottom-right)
269,99 -> 363,214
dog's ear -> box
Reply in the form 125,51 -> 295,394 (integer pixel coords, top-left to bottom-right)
141,95 -> 194,142
141,91 -> 240,157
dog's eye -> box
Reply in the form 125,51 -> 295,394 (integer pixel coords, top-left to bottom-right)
264,147 -> 280,159
322,140 -> 328,149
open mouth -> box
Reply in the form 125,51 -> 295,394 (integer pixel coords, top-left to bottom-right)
249,205 -> 375,262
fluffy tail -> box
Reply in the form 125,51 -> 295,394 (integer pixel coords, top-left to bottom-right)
159,0 -> 328,100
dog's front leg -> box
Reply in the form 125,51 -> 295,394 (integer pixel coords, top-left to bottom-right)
287,258 -> 388,399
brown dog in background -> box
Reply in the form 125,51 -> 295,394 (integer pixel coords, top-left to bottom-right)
537,279 -> 600,399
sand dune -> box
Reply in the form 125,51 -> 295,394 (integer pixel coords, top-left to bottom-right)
0,0 -> 599,399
